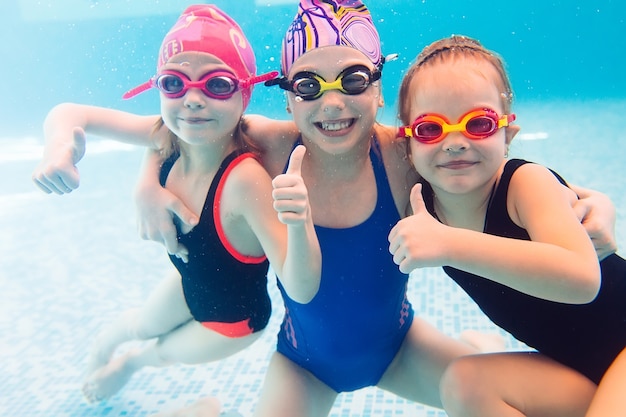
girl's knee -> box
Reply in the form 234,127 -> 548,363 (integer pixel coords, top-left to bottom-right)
440,356 -> 490,412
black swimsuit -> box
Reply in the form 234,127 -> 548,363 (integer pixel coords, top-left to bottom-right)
423,158 -> 626,384
160,150 -> 271,337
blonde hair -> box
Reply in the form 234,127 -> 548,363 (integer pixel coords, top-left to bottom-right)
398,35 -> 514,126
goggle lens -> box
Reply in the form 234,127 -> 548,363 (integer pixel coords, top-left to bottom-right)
293,77 -> 321,97
155,71 -> 238,99
156,74 -> 185,95
285,65 -> 380,101
466,116 -> 497,136
399,109 -> 515,143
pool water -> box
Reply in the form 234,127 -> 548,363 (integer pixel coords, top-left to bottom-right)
1,1 -> 624,416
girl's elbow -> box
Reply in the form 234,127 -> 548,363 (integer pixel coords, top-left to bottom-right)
295,279 -> 321,304
578,266 -> 601,303
286,274 -> 320,304
288,287 -> 318,304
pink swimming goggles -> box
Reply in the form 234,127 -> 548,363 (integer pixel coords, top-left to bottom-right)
123,69 -> 278,100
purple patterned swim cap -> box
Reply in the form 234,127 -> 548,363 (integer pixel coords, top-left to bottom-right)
281,0 -> 382,75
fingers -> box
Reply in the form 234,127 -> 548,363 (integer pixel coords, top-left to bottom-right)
32,177 -> 53,194
31,128 -> 84,194
168,198 -> 199,230
32,165 -> 80,194
285,145 -> 305,176
137,217 -> 191,263
172,246 -> 190,264
571,195 -> 618,260
409,183 -> 426,215
72,127 -> 87,162
272,145 -> 309,225
571,198 -> 589,223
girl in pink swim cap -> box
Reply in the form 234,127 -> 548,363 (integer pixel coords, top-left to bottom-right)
34,4 -> 321,409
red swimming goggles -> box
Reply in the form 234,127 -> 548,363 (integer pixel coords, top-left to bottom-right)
397,108 -> 516,144
123,69 -> 278,100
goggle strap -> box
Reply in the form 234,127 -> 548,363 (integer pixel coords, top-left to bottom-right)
122,79 -> 154,100
241,71 -> 279,89
379,52 -> 398,73
396,126 -> 413,138
499,113 -> 517,127
122,78 -> 154,100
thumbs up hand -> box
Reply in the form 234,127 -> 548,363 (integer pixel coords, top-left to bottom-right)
32,126 -> 86,194
272,145 -> 310,225
388,183 -> 448,273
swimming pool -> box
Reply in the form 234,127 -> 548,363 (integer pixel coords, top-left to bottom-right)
1,1 -> 624,416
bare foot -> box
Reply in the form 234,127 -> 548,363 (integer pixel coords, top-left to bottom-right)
151,397 -> 222,417
460,329 -> 507,353
85,337 -> 115,377
82,351 -> 136,403
85,309 -> 139,376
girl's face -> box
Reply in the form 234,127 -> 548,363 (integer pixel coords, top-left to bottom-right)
285,46 -> 383,156
159,52 -> 244,146
406,57 -> 519,195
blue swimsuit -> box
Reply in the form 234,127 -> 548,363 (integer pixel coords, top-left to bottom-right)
276,137 -> 414,392
160,150 -> 272,337
423,159 -> 626,384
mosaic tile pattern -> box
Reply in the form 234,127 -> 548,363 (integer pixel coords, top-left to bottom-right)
0,150 -> 519,417
4,99 -> 625,417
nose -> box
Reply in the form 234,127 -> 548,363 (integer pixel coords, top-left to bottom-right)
183,88 -> 207,109
441,132 -> 469,154
319,89 -> 345,113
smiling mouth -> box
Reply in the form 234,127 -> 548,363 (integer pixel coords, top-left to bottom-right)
439,160 -> 478,169
183,117 -> 211,124
316,119 -> 354,131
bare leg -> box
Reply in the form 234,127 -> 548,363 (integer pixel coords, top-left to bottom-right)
377,317 -> 479,408
86,270 -> 192,376
83,270 -> 261,402
253,351 -> 337,417
585,347 -> 626,417
459,329 -> 507,353
151,397 -> 222,417
84,319 -> 261,402
440,352 -> 596,417
85,308 -> 144,376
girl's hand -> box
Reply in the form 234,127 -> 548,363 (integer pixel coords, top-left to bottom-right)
272,145 -> 310,226
32,127 -> 86,194
134,176 -> 198,263
571,186 -> 617,260
388,183 -> 448,273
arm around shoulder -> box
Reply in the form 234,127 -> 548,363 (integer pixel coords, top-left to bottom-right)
569,184 -> 617,260
501,164 -> 601,302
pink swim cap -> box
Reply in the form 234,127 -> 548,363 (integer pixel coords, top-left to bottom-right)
123,4 -> 273,110
281,0 -> 382,75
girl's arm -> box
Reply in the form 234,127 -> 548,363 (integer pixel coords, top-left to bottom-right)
270,145 -> 321,302
132,114 -> 299,255
32,103 -> 163,194
234,146 -> 321,303
389,164 -> 601,304
134,149 -> 198,262
570,184 -> 617,260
